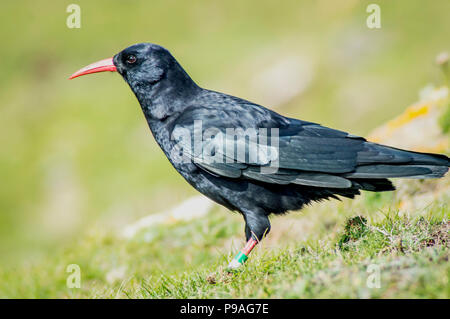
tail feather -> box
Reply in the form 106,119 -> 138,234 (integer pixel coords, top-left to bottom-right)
344,164 -> 448,179
353,143 -> 449,179
402,165 -> 449,179
405,149 -> 450,166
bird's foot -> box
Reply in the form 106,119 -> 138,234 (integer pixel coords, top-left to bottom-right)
227,252 -> 248,270
227,238 -> 257,271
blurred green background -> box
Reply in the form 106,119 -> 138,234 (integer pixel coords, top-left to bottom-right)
0,0 -> 449,269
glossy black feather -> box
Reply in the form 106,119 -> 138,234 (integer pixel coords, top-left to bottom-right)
113,43 -> 449,241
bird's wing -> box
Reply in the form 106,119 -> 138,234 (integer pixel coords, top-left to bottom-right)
171,93 -> 449,188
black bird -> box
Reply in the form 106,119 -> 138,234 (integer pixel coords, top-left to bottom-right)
70,43 -> 449,269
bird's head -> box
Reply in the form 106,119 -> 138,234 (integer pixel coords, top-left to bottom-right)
70,43 -> 168,83
114,43 -> 169,85
69,43 -> 199,119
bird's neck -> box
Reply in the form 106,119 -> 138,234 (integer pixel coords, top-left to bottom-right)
134,63 -> 201,122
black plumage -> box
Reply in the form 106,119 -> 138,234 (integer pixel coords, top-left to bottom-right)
75,43 -> 450,249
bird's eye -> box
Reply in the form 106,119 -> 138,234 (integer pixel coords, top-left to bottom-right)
126,55 -> 137,64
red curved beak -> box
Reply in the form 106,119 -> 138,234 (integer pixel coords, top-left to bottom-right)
69,57 -> 117,80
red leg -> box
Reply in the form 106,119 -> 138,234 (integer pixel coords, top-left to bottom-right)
228,238 -> 258,270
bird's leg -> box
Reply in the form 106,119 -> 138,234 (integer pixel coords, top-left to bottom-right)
227,237 -> 259,270
227,211 -> 270,270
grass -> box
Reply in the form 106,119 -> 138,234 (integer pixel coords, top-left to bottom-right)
132,201 -> 450,299
0,187 -> 447,298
